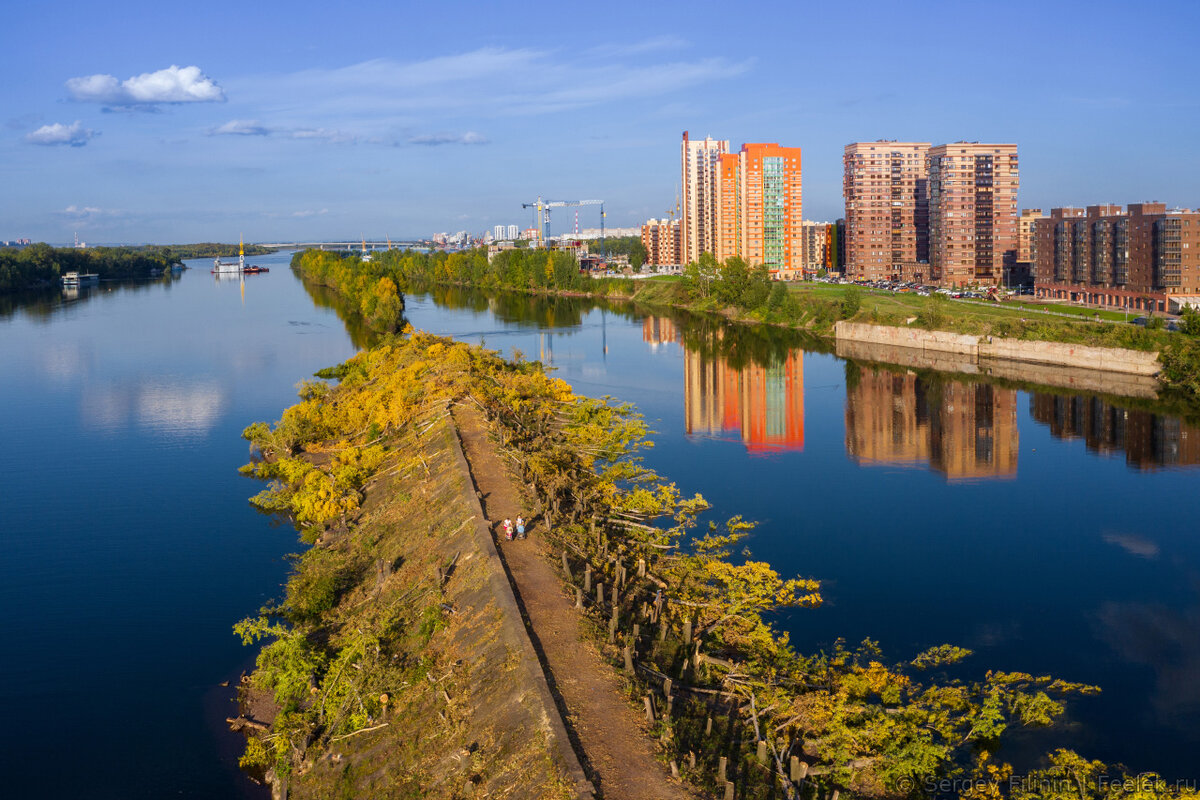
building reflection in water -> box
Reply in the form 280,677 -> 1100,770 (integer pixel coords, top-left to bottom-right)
1029,393 -> 1200,470
844,366 -> 1018,481
644,316 -> 805,453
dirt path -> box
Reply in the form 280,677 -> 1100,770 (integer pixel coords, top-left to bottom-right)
452,404 -> 697,800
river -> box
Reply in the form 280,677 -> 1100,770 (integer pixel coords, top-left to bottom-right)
1,259 -> 1197,796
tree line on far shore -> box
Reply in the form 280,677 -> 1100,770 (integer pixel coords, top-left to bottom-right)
0,244 -> 172,292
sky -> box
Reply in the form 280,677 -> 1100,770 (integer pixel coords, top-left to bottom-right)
4,0 -> 1200,244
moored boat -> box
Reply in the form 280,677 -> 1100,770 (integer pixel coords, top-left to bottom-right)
212,236 -> 249,274
62,271 -> 99,287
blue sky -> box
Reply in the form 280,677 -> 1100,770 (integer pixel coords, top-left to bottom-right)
5,0 -> 1200,244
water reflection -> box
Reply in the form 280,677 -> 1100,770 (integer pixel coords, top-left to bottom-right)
1095,589 -> 1200,731
299,281 -> 390,351
642,316 -> 807,453
0,275 -> 183,323
1029,393 -> 1200,470
844,366 -> 1019,481
81,379 -> 227,438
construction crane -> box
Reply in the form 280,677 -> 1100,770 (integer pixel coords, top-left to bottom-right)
521,197 -> 607,256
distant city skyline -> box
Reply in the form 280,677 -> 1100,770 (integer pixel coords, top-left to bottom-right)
4,0 -> 1200,243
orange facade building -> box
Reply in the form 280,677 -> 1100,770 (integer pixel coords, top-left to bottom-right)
713,143 -> 804,278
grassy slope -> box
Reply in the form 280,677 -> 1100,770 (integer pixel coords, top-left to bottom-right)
256,414 -> 574,800
609,276 -> 1176,353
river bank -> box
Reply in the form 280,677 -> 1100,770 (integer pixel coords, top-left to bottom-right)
290,247 -> 1200,404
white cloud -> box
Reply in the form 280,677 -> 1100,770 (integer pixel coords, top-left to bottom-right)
67,65 -> 225,106
210,119 -> 270,136
26,120 -> 97,147
408,131 -> 489,146
586,35 -> 688,58
291,208 -> 329,218
60,205 -> 118,219
209,119 -> 357,143
287,127 -> 356,143
225,46 -> 750,129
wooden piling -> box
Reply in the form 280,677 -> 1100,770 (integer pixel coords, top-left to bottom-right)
583,563 -> 591,593
561,550 -> 571,580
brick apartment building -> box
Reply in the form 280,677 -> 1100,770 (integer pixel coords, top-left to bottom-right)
843,141 -> 1019,286
1033,203 -> 1200,313
843,141 -> 930,281
641,218 -> 682,268
928,142 -> 1019,287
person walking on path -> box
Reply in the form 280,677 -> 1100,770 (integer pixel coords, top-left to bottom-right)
516,515 -> 525,539
502,517 -> 513,541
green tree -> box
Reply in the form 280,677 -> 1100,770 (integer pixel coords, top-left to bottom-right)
840,286 -> 863,319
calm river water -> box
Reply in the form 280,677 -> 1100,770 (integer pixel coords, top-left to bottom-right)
2,259 -> 1198,796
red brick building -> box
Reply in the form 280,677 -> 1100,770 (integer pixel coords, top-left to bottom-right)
1033,203 -> 1200,313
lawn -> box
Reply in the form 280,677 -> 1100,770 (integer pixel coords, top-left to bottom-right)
787,283 -> 1133,325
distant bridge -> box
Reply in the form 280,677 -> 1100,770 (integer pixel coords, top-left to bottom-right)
259,241 -> 429,250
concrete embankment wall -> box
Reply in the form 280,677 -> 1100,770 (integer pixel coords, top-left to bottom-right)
833,322 -> 1162,398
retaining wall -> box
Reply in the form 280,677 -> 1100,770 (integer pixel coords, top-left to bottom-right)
834,321 -> 1160,378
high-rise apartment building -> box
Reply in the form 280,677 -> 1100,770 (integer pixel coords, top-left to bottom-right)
709,142 -> 803,277
715,153 -> 743,263
928,142 -> 1019,286
641,218 -> 682,268
492,225 -> 505,241
680,132 -> 729,265
742,143 -> 803,275
1033,203 -> 1200,313
506,224 -> 520,240
843,141 -> 930,281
